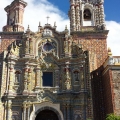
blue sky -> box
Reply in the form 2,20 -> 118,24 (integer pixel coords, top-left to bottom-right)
48,0 -> 120,22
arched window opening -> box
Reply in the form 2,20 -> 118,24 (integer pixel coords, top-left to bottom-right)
74,71 -> 79,81
15,71 -> 21,83
84,9 -> 91,21
76,115 -> 81,120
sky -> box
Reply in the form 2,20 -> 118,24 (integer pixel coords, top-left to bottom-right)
0,0 -> 120,56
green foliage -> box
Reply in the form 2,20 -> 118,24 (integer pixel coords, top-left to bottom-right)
106,114 -> 120,120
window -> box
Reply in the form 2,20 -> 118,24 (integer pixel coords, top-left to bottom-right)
42,72 -> 53,87
84,9 -> 91,21
43,43 -> 53,52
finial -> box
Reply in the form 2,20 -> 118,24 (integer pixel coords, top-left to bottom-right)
39,22 -> 41,26
54,22 -> 56,26
27,25 -> 30,29
54,22 -> 57,28
65,25 -> 67,30
26,25 -> 31,32
38,22 -> 41,32
46,16 -> 50,24
108,47 -> 112,56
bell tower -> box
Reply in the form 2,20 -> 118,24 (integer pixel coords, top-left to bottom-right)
3,0 -> 27,32
69,1 -> 109,119
69,0 -> 106,32
69,0 -> 108,70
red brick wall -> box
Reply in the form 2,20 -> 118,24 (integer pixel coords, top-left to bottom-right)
72,32 -> 108,69
102,70 -> 114,115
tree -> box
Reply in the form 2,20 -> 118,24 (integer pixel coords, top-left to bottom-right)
106,114 -> 120,120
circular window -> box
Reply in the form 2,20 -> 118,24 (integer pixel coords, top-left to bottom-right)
43,42 -> 53,52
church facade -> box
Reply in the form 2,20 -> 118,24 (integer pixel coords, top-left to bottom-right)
0,0 -> 120,120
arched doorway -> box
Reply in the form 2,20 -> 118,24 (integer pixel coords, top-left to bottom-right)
35,109 -> 59,120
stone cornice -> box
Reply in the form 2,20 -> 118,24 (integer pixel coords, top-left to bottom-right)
71,30 -> 109,38
0,32 -> 24,35
5,0 -> 27,12
102,65 -> 120,75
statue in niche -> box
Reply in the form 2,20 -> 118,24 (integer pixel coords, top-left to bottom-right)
15,71 -> 21,83
74,71 -> 79,81
66,81 -> 71,90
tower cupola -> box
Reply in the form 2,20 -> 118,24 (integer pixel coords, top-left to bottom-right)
69,0 -> 106,32
3,0 -> 27,32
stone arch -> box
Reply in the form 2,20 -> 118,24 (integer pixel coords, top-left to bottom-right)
30,102 -> 64,120
83,3 -> 94,26
84,9 -> 91,21
35,106 -> 61,120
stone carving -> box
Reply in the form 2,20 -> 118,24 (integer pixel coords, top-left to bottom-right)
37,91 -> 44,102
12,111 -> 20,120
108,56 -> 114,65
43,29 -> 53,37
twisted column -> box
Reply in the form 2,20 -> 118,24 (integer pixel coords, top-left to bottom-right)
71,5 -> 76,31
76,4 -> 80,31
100,2 -> 105,25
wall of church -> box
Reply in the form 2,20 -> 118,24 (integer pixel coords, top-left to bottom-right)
112,70 -> 120,116
102,69 -> 114,116
72,33 -> 108,71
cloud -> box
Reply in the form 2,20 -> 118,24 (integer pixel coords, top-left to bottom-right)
106,21 -> 120,56
0,0 -> 69,32
0,0 -> 120,56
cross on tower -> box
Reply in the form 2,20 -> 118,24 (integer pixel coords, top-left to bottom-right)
46,16 -> 50,24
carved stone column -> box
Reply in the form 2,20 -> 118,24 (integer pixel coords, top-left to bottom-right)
23,66 -> 29,94
55,67 -> 60,87
24,37 -> 29,56
28,68 -> 32,92
76,4 -> 80,31
23,102 -> 27,120
71,5 -> 76,31
100,3 -> 105,25
6,100 -> 12,120
35,67 -> 41,90
65,62 -> 71,91
29,38 -> 33,55
63,104 -> 67,120
67,104 -> 70,120
8,63 -> 14,94
27,105 -> 31,120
